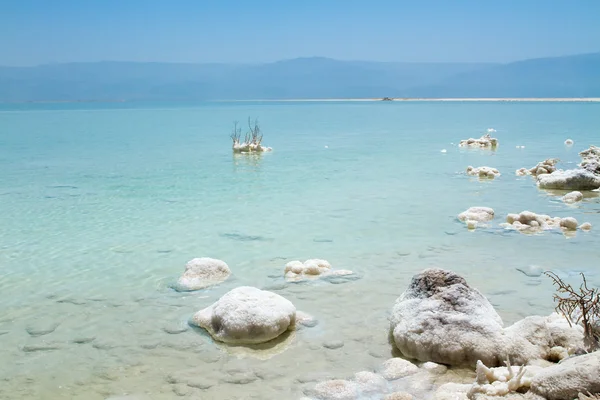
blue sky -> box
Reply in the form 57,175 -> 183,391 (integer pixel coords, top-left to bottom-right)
1,0 -> 599,66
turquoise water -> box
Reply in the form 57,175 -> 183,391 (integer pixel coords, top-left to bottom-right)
1,101 -> 600,399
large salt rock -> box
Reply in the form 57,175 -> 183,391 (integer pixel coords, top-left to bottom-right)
459,134 -> 498,148
190,286 -> 296,344
284,259 -> 353,282
389,268 -> 505,367
175,258 -> 231,291
562,191 -> 583,203
501,211 -> 583,234
537,169 -> 600,191
466,166 -> 501,179
529,351 -> 600,400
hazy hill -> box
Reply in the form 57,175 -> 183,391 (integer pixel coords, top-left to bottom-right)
0,53 -> 599,101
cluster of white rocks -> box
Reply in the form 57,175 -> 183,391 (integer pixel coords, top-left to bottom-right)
515,158 -> 559,177
459,133 -> 498,149
302,269 -> 599,400
284,259 -> 353,282
466,166 -> 501,179
579,145 -> 600,175
500,211 -> 592,233
233,142 -> 272,153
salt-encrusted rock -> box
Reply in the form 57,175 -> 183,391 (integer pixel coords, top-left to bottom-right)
529,351 -> 600,400
421,362 -> 448,375
502,211 -> 584,234
459,134 -> 498,148
565,139 -> 574,146
312,379 -> 358,400
516,159 -> 559,177
467,360 -> 542,399
284,259 -> 353,282
385,393 -> 414,400
174,258 -> 230,291
354,371 -> 387,394
458,207 -> 495,228
466,166 -> 501,179
190,286 -> 296,344
381,358 -> 420,380
390,268 -> 505,367
537,169 -> 600,191
562,191 -> 583,203
435,383 -> 471,400
580,222 -> 592,230
390,269 -> 586,368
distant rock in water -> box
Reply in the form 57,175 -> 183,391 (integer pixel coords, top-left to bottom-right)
189,286 -> 297,345
564,138 -> 574,146
457,207 -> 494,229
516,158 -> 559,177
459,133 -> 498,149
220,232 -> 271,242
466,166 -> 501,179
284,259 -> 354,282
501,211 -> 588,234
174,257 -> 230,292
562,190 -> 583,203
579,145 -> 600,175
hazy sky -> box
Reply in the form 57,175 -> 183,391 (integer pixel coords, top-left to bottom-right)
1,0 -> 600,66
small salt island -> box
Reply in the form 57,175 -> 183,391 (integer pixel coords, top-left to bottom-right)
230,118 -> 272,153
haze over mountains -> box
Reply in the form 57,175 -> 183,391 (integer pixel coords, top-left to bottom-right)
0,52 -> 599,101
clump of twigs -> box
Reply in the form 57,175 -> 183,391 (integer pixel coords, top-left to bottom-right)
545,271 -> 600,351
230,117 -> 271,153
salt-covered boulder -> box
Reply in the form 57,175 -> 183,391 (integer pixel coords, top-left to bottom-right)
579,145 -> 600,175
174,258 -> 231,291
389,268 -> 506,367
516,159 -> 559,177
580,222 -> 593,231
529,351 -> 600,400
466,166 -> 501,179
501,211 -> 584,234
562,191 -> 583,203
190,286 -> 296,344
458,207 -> 494,229
459,134 -> 498,149
537,169 -> 600,191
284,259 -> 353,282
390,269 -> 586,368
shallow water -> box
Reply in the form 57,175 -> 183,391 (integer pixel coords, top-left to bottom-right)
1,101 -> 599,399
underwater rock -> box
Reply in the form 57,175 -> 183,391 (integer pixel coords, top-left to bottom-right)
354,371 -> 387,394
515,265 -> 544,277
421,362 -> 448,375
284,259 -> 354,282
385,393 -> 414,400
312,379 -> 359,400
516,159 -> 559,177
381,358 -> 420,380
25,319 -> 59,337
459,134 -> 498,148
190,286 -> 296,345
323,340 -> 344,350
562,191 -> 583,203
537,169 -> 600,191
529,351 -> 600,400
466,166 -> 501,179
174,257 -> 231,292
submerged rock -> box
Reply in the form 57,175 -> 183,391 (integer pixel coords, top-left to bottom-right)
284,259 -> 353,282
174,257 -> 231,291
537,169 -> 600,191
466,166 -> 501,179
459,134 -> 498,149
190,286 -> 296,345
381,358 -> 420,380
562,191 -> 583,203
312,379 -> 358,400
389,269 -> 585,367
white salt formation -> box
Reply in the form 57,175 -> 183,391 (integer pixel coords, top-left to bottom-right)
537,169 -> 600,190
468,359 -> 541,399
579,144 -> 600,175
190,286 -> 297,344
458,207 -> 494,229
230,119 -> 272,153
459,133 -> 498,148
515,158 -> 559,177
562,191 -> 584,203
389,269 -> 585,368
284,259 -> 353,282
466,166 -> 501,179
501,211 -> 589,233
174,257 -> 231,291
565,138 -> 574,146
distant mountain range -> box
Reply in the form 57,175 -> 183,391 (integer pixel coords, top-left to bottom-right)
0,53 -> 599,101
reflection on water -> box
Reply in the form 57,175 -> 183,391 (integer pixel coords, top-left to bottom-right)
232,152 -> 266,173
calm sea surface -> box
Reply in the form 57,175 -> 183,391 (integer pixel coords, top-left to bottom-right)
1,101 -> 599,399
